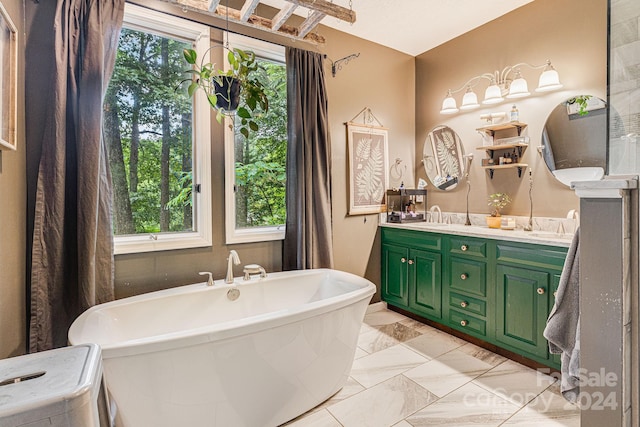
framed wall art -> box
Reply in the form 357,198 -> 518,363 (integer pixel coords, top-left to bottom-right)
347,122 -> 389,215
0,1 -> 16,151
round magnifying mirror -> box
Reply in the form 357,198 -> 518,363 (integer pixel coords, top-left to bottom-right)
541,95 -> 606,186
423,125 -> 466,191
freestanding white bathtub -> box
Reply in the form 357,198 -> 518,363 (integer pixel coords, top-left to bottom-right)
68,268 -> 375,427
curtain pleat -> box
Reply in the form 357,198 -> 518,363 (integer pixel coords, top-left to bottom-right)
28,0 -> 124,352
283,47 -> 334,270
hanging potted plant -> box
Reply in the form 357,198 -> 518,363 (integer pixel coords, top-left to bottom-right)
182,47 -> 269,138
566,95 -> 592,116
486,193 -> 511,228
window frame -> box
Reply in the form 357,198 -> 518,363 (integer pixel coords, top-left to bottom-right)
113,4 -> 212,255
224,34 -> 286,244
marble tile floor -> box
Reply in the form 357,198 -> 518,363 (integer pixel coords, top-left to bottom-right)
283,305 -> 580,427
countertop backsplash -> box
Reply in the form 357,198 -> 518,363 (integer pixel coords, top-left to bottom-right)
379,212 -> 579,247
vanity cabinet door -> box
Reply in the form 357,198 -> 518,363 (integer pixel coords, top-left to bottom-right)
409,249 -> 442,319
496,264 -> 550,359
549,273 -> 562,366
382,243 -> 410,307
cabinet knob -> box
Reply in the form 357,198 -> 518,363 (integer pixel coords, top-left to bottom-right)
537,287 -> 545,295
461,244 -> 468,251
408,259 -> 414,265
460,273 -> 469,280
460,320 -> 468,327
401,257 -> 406,263
460,301 -> 468,308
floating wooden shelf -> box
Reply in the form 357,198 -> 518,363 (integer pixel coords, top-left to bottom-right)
476,143 -> 529,151
481,163 -> 529,179
476,122 -> 528,136
476,122 -> 529,179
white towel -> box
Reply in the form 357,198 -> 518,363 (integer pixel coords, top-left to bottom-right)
543,227 -> 580,402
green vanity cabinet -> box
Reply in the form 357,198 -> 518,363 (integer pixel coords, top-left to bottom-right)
381,228 -> 442,320
409,249 -> 442,319
495,264 -> 550,359
550,273 -> 563,366
381,243 -> 410,307
445,235 -> 490,340
381,226 -> 568,369
495,242 -> 567,365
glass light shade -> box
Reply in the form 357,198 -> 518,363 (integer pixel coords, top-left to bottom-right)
536,69 -> 563,92
460,89 -> 480,110
440,94 -> 459,114
507,77 -> 530,98
482,84 -> 504,104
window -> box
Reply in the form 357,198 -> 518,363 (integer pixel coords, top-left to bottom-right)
224,35 -> 287,244
106,4 -> 212,254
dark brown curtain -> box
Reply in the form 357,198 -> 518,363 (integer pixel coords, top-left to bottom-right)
283,47 -> 334,270
27,0 -> 124,351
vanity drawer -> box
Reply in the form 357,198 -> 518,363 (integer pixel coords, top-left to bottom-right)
449,309 -> 486,336
449,292 -> 486,317
449,257 -> 487,297
496,243 -> 567,271
449,236 -> 487,259
381,227 -> 442,252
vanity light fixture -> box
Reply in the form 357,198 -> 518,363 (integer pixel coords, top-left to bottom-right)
460,86 -> 480,111
439,60 -> 563,115
483,79 -> 504,105
507,69 -> 530,98
440,89 -> 459,115
535,60 -> 563,92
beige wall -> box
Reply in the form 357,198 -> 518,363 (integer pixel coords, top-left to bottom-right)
416,0 -> 607,218
0,0 -> 26,358
321,27 -> 415,302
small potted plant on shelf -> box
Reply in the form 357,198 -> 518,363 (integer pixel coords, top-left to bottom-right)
182,47 -> 269,138
486,192 -> 511,228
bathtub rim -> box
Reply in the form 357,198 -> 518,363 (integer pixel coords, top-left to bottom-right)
68,268 -> 375,359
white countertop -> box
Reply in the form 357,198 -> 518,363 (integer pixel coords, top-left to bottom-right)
380,221 -> 573,248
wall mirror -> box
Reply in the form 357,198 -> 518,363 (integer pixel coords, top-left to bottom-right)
423,125 -> 466,191
541,95 -> 607,186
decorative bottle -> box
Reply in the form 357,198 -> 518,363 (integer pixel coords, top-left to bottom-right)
510,105 -> 519,122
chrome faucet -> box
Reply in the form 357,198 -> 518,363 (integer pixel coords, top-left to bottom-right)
429,205 -> 442,223
567,209 -> 580,222
243,264 -> 267,280
198,271 -> 214,286
567,209 -> 579,233
225,250 -> 241,284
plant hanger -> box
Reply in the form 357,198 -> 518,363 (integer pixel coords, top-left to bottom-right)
181,0 -> 269,139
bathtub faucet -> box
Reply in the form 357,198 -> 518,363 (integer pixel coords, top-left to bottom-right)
198,271 -> 214,286
243,264 -> 267,280
225,250 -> 241,284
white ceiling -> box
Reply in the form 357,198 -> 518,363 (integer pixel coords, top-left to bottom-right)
260,0 -> 534,56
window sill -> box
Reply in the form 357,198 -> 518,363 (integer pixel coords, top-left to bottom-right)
226,226 -> 285,244
114,231 -> 212,255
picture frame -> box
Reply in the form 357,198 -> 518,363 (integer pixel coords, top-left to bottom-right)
0,1 -> 16,151
347,122 -> 389,215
